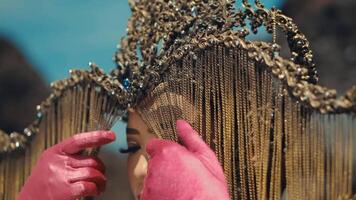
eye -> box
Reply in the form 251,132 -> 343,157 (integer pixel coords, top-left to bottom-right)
119,145 -> 141,154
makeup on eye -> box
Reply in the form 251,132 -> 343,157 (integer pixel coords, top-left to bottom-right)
121,127 -> 142,154
119,145 -> 141,154
126,127 -> 140,135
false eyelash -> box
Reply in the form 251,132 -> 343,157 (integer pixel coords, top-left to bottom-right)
119,145 -> 141,154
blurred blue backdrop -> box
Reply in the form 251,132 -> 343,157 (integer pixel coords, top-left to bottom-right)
0,0 -> 283,83
0,0 -> 130,82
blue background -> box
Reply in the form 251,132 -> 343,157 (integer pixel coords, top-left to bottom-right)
0,0 -> 283,82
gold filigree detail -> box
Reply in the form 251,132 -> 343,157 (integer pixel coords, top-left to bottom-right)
0,63 -> 130,155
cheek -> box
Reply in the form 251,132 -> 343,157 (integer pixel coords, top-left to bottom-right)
127,151 -> 149,195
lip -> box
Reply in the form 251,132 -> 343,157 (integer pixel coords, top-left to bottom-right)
135,188 -> 143,200
135,182 -> 143,200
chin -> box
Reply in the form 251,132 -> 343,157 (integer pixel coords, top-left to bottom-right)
132,183 -> 143,199
133,190 -> 142,200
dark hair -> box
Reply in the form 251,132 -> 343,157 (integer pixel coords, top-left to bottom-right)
281,0 -> 356,93
0,37 -> 49,133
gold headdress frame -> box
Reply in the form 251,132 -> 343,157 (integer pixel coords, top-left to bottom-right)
0,64 -> 129,199
0,0 -> 356,199
136,37 -> 356,199
113,0 -> 356,199
0,64 -> 129,155
112,0 -> 319,99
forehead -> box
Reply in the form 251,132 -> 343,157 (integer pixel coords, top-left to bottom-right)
126,110 -> 159,143
127,109 -> 150,135
128,109 -> 144,124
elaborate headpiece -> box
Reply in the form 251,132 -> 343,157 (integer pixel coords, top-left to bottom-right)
1,0 -> 356,199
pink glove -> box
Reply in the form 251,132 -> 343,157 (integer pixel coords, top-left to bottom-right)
141,120 -> 230,200
17,131 -> 115,200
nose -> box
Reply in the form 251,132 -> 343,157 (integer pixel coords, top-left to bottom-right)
133,154 -> 148,196
135,154 -> 148,179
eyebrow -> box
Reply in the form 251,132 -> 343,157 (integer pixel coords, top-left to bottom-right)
126,127 -> 140,135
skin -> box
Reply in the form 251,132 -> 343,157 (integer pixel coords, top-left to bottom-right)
124,92 -> 196,199
125,109 -> 157,200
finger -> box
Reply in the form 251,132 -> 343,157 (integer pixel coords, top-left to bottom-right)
68,156 -> 106,173
71,181 -> 99,198
176,120 -> 210,153
146,138 -> 177,158
176,120 -> 225,181
60,131 -> 116,154
69,167 -> 106,192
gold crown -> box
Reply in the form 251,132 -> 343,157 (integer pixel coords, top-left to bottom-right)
112,0 -> 319,103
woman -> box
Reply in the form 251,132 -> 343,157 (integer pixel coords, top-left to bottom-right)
17,109 -> 230,200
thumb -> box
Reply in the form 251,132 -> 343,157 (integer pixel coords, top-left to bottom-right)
176,120 -> 210,154
176,120 -> 227,183
59,131 -> 116,154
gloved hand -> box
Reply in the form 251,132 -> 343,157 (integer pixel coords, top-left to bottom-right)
17,131 -> 115,200
141,120 -> 230,200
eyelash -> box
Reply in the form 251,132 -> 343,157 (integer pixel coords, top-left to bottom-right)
119,145 -> 141,154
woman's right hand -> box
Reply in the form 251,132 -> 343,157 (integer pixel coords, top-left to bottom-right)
17,131 -> 116,200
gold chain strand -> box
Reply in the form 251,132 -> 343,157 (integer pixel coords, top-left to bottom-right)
255,59 -> 263,200
260,56 -> 268,199
335,114 -> 341,198
227,47 -> 234,195
168,62 -> 177,138
329,115 -> 335,199
71,88 -> 77,143
341,115 -> 348,197
245,57 -> 253,199
284,95 -> 292,199
258,68 -> 266,199
215,45 -> 223,168
277,86 -> 284,199
343,115 -> 350,198
250,51 -> 261,200
196,53 -> 202,134
317,112 -> 325,200
301,108 -> 307,198
269,85 -> 278,199
205,49 -> 212,147
309,110 -> 317,199
211,48 -> 218,155
346,115 -> 354,197
245,58 -> 255,199
134,44 -> 356,199
0,154 -> 4,199
324,114 -> 330,200
230,48 -> 238,200
235,48 -> 243,199
187,55 -> 194,132
243,54 -> 251,199
244,50 -> 253,199
321,113 -> 327,200
219,45 -> 232,193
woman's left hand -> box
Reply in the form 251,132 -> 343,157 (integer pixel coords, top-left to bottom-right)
141,120 -> 230,200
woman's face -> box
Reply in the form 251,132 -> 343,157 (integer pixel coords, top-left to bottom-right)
122,109 -> 157,200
